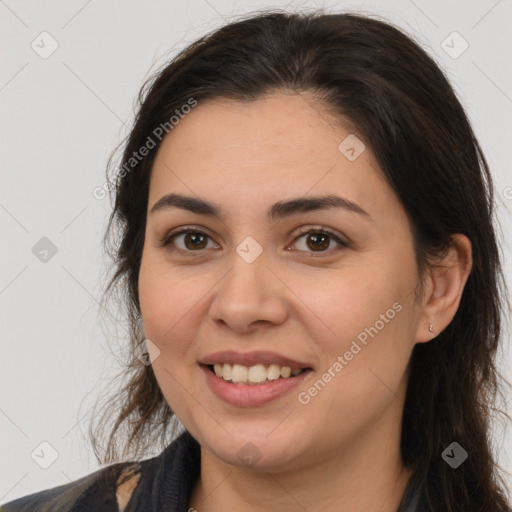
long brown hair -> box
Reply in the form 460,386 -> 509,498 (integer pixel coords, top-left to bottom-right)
88,9 -> 512,510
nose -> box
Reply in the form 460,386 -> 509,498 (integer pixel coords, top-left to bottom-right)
208,249 -> 288,333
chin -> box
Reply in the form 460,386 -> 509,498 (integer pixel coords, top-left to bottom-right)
199,428 -> 305,470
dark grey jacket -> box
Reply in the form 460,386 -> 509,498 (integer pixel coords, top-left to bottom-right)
1,431 -> 426,511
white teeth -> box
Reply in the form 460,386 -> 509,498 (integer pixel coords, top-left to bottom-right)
231,364 -> 248,383
222,363 -> 232,380
210,363 -> 305,384
248,364 -> 267,383
280,366 -> 291,378
267,364 -> 281,381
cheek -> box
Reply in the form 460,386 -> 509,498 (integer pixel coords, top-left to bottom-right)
307,266 -> 402,338
306,259 -> 417,381
138,255 -> 200,339
138,256 -> 216,393
138,265 -> 168,338
296,277 -> 415,437
138,260 -> 199,418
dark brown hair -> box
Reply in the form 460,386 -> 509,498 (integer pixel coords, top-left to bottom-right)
88,9 -> 512,510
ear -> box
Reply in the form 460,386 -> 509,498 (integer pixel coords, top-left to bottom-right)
415,233 -> 472,343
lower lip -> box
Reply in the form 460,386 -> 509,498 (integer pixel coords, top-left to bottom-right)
200,364 -> 312,407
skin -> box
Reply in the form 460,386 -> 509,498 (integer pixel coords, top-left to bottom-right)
138,91 -> 472,511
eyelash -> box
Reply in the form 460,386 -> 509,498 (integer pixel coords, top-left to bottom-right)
157,225 -> 348,258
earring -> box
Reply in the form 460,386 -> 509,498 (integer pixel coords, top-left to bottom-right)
429,323 -> 434,333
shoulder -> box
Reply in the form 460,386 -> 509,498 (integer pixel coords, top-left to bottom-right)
0,431 -> 200,512
0,462 -> 141,512
0,465 -> 105,512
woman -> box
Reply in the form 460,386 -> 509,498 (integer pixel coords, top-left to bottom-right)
3,9 -> 511,512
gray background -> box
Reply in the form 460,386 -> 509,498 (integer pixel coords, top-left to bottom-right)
1,0 -> 511,503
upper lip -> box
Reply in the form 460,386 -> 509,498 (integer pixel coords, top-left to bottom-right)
200,350 -> 313,370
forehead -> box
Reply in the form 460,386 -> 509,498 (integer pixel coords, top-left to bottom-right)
148,92 -> 398,223
159,91 -> 350,153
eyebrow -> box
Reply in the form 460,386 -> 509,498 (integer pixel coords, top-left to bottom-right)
150,193 -> 370,222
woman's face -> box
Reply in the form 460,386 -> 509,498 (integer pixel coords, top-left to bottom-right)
138,91 -> 426,471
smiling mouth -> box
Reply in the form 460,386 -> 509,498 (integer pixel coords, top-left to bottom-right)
205,363 -> 311,385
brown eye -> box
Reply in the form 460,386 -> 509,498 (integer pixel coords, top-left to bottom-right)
160,229 -> 218,253
158,226 -> 347,257
181,232 -> 209,250
291,228 -> 348,256
304,232 -> 330,251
